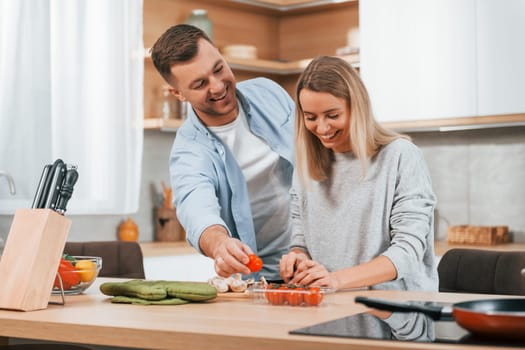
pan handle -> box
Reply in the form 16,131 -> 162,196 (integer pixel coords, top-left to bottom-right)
354,296 -> 452,320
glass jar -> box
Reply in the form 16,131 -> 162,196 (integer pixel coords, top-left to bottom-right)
184,9 -> 213,40
178,100 -> 189,121
159,85 -> 177,120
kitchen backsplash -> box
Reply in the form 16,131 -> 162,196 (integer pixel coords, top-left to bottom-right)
1,126 -> 524,247
412,125 -> 525,242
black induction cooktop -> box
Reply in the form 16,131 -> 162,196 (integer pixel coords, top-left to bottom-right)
290,311 -> 525,347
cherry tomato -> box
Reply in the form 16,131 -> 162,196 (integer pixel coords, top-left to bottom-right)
265,283 -> 285,305
246,254 -> 263,272
286,286 -> 304,306
53,258 -> 80,290
303,287 -> 323,306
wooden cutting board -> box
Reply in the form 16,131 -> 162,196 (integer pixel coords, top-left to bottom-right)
217,291 -> 250,299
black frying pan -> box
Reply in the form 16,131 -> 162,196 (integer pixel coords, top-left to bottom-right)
355,296 -> 525,339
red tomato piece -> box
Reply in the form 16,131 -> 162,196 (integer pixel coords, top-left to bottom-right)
265,284 -> 285,305
53,258 -> 80,290
286,286 -> 304,306
246,254 -> 263,272
303,287 -> 323,306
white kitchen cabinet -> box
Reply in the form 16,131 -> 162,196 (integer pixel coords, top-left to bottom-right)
360,0 -> 525,123
476,0 -> 525,116
360,0 -> 478,122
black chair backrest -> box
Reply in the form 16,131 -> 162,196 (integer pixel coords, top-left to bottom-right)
64,241 -> 145,279
438,248 -> 525,295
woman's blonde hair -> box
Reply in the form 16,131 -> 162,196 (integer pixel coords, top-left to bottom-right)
294,56 -> 408,184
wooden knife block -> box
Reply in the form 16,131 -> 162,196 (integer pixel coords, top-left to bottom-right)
0,209 -> 71,311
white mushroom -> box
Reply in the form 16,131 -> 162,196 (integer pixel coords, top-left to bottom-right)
208,276 -> 229,293
259,276 -> 268,286
229,273 -> 248,292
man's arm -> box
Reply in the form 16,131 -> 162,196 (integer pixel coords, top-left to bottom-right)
198,224 -> 230,258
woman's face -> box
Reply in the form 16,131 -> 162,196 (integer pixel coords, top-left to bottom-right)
299,88 -> 351,153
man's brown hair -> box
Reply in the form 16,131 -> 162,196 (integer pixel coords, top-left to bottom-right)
150,24 -> 212,85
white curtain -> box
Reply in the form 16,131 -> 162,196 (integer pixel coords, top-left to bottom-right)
0,0 -> 143,214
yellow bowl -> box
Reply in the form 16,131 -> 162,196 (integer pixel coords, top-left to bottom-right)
52,256 -> 102,295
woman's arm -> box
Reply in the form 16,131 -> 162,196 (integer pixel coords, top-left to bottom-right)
290,255 -> 397,290
331,255 -> 397,289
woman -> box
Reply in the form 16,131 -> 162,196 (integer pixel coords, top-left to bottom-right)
280,56 -> 437,291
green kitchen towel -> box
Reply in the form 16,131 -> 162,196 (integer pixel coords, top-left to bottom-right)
100,279 -> 217,303
100,280 -> 167,300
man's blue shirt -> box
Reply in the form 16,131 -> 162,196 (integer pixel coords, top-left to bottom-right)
169,77 -> 295,279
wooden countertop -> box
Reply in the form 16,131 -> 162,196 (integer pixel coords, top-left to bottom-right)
140,241 -> 198,257
140,241 -> 525,258
0,278 -> 519,350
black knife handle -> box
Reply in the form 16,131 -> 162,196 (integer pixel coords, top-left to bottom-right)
354,296 -> 446,320
44,159 -> 66,209
38,159 -> 63,208
55,168 -> 78,214
32,164 -> 51,208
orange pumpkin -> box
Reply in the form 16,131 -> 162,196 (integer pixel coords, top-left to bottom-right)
119,218 -> 139,242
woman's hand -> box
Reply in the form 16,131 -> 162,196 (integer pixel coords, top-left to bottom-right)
279,250 -> 309,283
291,260 -> 340,289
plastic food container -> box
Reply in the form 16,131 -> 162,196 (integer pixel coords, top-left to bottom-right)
248,282 -> 335,307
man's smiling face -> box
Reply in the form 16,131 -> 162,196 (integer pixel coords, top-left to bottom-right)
169,38 -> 238,126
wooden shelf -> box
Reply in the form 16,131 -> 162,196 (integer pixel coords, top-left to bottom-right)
143,1 -> 359,126
144,50 -> 359,75
199,0 -> 359,14
382,113 -> 525,133
144,118 -> 184,131
143,52 -> 358,132
226,54 -> 359,74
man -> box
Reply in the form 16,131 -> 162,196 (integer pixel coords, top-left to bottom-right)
151,25 -> 294,281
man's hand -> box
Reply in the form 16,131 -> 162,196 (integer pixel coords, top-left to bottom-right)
199,225 -> 253,277
212,237 -> 253,277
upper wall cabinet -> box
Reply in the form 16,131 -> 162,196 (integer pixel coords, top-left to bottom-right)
477,0 -> 525,116
360,0 -> 525,125
360,0 -> 477,123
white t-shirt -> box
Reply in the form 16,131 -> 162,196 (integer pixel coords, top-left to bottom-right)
209,106 -> 290,256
